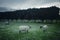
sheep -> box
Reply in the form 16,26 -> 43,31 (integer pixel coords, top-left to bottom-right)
40,25 -> 48,32
19,25 -> 31,33
4,21 -> 9,25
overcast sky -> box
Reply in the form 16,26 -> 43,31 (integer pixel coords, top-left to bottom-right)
0,0 -> 60,12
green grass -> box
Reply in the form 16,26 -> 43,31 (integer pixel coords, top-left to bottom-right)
0,20 -> 60,40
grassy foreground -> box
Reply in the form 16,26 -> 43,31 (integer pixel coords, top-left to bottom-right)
0,20 -> 60,40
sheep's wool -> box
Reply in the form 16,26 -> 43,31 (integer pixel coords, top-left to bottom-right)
19,25 -> 30,31
42,25 -> 48,30
43,25 -> 47,28
5,21 -> 8,23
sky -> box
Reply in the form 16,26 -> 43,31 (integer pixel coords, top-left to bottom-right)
0,0 -> 60,12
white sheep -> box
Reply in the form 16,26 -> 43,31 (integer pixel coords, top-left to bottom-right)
19,25 -> 31,33
4,21 -> 9,25
40,25 -> 48,32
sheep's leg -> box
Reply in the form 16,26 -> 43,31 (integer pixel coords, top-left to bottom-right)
43,29 -> 48,33
43,30 -> 46,32
19,30 -> 21,33
27,30 -> 28,33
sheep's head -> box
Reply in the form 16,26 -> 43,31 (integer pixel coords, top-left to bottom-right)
40,25 -> 43,28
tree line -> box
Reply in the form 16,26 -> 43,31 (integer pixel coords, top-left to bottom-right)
0,6 -> 60,20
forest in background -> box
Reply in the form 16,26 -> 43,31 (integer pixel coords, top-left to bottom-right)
0,6 -> 60,23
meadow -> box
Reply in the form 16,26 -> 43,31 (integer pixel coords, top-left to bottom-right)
0,20 -> 60,40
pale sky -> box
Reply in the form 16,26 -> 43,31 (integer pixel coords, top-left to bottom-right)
0,0 -> 60,11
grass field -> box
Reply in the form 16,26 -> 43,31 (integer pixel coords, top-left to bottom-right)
0,20 -> 60,40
